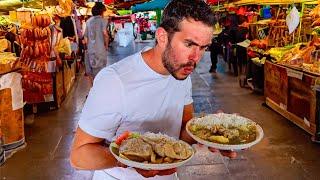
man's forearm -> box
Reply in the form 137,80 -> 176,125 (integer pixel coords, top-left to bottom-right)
71,143 -> 117,170
180,128 -> 196,145
180,104 -> 195,144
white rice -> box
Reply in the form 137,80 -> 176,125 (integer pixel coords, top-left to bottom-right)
143,132 -> 177,141
191,113 -> 252,128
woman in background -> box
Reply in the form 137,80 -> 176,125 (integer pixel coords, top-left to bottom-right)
83,2 -> 109,85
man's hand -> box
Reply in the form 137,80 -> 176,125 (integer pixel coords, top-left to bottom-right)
116,162 -> 176,178
135,168 -> 177,178
195,143 -> 237,159
208,147 -> 237,159
116,161 -> 127,168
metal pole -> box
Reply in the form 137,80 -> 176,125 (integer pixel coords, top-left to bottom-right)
297,3 -> 304,43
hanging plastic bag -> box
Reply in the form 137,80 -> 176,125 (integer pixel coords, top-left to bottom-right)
286,6 -> 300,34
262,6 -> 272,19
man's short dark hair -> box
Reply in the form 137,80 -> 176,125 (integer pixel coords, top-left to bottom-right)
160,0 -> 215,39
92,2 -> 106,16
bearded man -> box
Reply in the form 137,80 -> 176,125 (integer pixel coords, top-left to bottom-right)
70,0 -> 235,179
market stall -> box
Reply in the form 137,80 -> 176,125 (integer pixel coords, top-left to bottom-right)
0,0 -> 81,163
0,37 -> 25,163
261,3 -> 320,140
217,0 -> 320,140
265,61 -> 319,136
15,4 -> 77,110
132,0 -> 170,31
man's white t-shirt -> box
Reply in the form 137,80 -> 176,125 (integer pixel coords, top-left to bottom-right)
78,47 -> 193,180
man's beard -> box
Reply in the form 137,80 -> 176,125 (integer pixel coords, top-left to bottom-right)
162,43 -> 196,80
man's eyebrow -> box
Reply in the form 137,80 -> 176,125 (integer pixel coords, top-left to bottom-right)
184,39 -> 211,48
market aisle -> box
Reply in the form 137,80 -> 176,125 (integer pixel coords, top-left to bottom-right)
1,41 -> 320,180
188,55 -> 320,179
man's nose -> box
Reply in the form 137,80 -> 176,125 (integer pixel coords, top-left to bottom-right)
188,47 -> 202,63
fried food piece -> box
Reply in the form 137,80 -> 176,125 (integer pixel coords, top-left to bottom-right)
155,140 -> 193,160
150,151 -> 163,164
141,133 -> 193,160
119,137 -> 153,162
164,157 -> 174,163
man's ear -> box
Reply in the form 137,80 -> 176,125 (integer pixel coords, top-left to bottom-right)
155,27 -> 168,48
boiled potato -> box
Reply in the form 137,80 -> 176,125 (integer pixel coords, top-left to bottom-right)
208,135 -> 229,144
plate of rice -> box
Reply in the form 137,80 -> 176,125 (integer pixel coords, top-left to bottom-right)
186,113 -> 264,150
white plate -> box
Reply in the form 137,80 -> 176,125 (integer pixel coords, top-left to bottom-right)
186,114 -> 264,151
109,142 -> 194,170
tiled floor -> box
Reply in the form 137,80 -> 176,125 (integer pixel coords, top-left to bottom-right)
1,40 -> 320,180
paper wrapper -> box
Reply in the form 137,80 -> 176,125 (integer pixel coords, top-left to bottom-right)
0,72 -> 23,110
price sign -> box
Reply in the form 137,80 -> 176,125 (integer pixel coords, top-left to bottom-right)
286,68 -> 303,80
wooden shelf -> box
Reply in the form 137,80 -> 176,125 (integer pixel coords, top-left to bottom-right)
264,61 -> 319,137
266,98 -> 316,135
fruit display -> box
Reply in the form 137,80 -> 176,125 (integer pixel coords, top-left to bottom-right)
19,13 -> 51,72
0,16 -> 14,35
31,14 -> 51,28
19,28 -> 51,59
250,39 -> 268,50
272,39 -> 320,74
245,4 -> 320,74
310,3 -> 320,18
0,52 -> 17,65
251,57 -> 266,65
17,13 -> 55,103
21,71 -> 54,103
267,46 -> 294,62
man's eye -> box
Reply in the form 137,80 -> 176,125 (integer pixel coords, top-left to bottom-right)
185,43 -> 192,47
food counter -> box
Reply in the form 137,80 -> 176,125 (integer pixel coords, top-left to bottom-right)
0,67 -> 25,162
265,60 -> 320,140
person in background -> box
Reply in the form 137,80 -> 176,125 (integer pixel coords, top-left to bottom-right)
83,2 -> 109,86
219,15 -> 232,72
71,1 -> 237,180
236,15 -> 249,87
150,21 -> 157,38
228,14 -> 241,76
209,16 -> 224,74
50,14 -> 63,67
209,35 -> 223,74
4,31 -> 17,54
